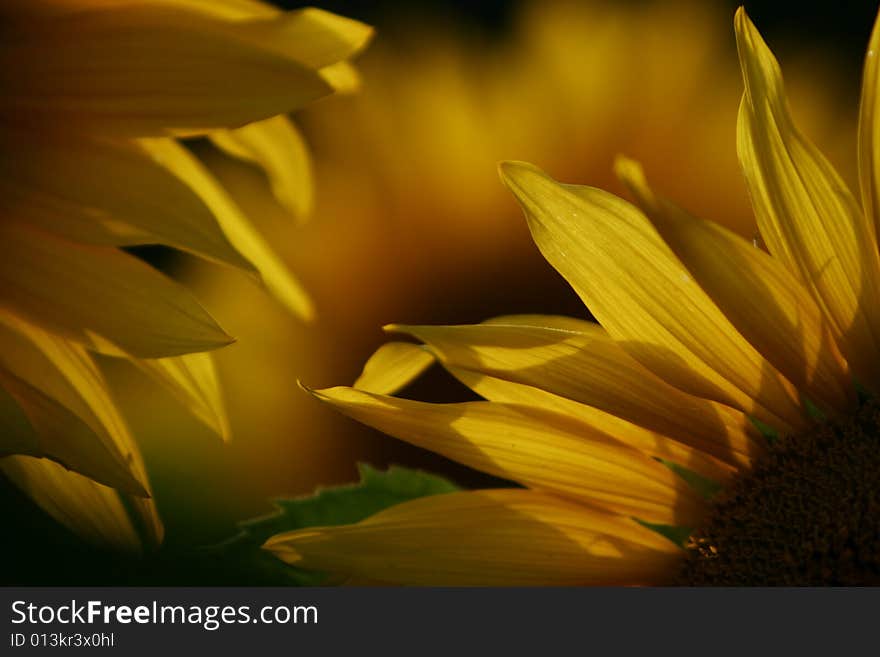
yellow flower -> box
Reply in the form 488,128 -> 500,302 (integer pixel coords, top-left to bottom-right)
265,7 -> 880,585
174,0 -> 852,516
0,0 -> 371,551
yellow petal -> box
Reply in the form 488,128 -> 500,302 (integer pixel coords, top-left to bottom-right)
499,161 -> 805,432
0,313 -> 162,550
4,0 -> 278,20
141,137 -> 315,320
736,8 -> 880,391
482,314 -> 601,331
1,133 -> 255,273
615,156 -> 855,416
210,115 -> 314,221
0,456 -> 145,553
23,0 -> 376,66
860,8 -> 880,239
0,4 -> 332,137
310,386 -> 704,526
0,222 -> 232,358
227,7 -> 373,70
0,368 -> 143,494
387,322 -> 763,469
353,342 -> 436,395
264,488 -> 681,586
320,61 -> 362,94
0,312 -> 149,491
447,367 -> 737,484
133,353 -> 230,441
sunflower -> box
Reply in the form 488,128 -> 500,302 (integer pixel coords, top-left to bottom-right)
265,7 -> 880,585
0,0 -> 371,551
171,0 -> 852,518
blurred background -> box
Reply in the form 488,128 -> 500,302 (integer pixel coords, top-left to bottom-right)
2,0 -> 873,582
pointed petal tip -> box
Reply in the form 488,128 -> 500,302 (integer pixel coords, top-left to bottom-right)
733,6 -> 758,50
497,160 -> 545,186
612,155 -> 644,186
213,332 -> 237,350
612,156 -> 654,208
302,6 -> 375,51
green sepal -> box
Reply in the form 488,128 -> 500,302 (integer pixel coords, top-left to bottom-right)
634,519 -> 693,549
749,415 -> 779,445
656,459 -> 722,500
209,463 -> 460,585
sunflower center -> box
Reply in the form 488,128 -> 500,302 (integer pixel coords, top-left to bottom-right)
677,401 -> 880,585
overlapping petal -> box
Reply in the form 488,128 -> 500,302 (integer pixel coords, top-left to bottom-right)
210,116 -> 314,221
140,138 -> 314,319
446,367 -> 737,484
134,353 -> 230,441
0,313 -> 162,548
499,161 -> 806,432
352,342 -> 436,395
0,4 -> 333,137
309,386 -> 705,526
0,456 -> 158,553
736,8 -> 880,391
0,132 -> 255,273
264,488 -> 681,586
0,221 -> 232,358
387,321 -> 763,469
859,10 -> 880,239
615,156 -> 855,416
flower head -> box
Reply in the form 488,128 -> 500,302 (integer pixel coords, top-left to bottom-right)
266,7 -> 880,585
0,0 -> 371,550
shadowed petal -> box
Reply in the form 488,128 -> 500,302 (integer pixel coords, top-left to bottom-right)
264,488 -> 681,586
736,8 -> 880,391
389,321 -> 764,468
309,385 -> 705,526
210,116 -> 314,221
616,156 -> 855,416
0,223 -> 232,358
0,4 -> 334,137
353,342 -> 436,395
1,132 -> 255,273
141,138 -> 315,320
134,353 -> 230,441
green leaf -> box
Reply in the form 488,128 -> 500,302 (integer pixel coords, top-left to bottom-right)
658,459 -> 723,501
206,463 -> 460,585
635,519 -> 693,549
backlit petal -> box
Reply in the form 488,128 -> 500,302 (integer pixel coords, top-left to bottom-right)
447,367 -> 737,484
310,386 -> 705,526
210,115 -> 314,221
134,353 -> 230,441
0,313 -> 162,549
0,132 -> 254,273
0,222 -> 232,358
264,488 -> 681,586
141,138 -> 314,319
0,312 -> 149,492
0,368 -> 142,493
736,8 -> 880,390
860,9 -> 880,239
388,322 -> 763,469
0,4 -> 332,136
320,61 -> 362,93
616,156 -> 855,416
353,342 -> 436,395
499,160 -> 805,432
0,456 -> 144,553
